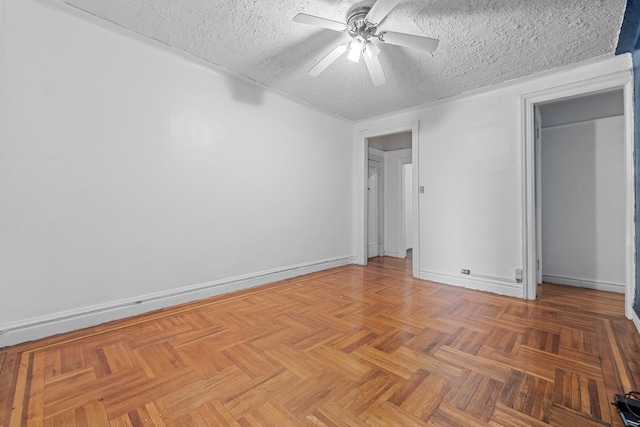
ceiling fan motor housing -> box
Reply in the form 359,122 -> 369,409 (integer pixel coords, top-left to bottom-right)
347,7 -> 377,40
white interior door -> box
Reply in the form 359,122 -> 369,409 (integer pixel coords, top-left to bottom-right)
368,160 -> 381,258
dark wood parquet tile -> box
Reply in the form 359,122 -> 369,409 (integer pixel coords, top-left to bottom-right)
499,368 -> 554,422
1,257 -> 639,426
553,369 -> 609,422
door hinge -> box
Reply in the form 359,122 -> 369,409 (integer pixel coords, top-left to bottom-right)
535,128 -> 540,139
537,260 -> 540,270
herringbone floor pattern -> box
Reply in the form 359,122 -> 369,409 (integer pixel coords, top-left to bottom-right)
1,257 -> 639,426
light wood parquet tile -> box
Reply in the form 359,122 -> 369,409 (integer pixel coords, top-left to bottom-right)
2,257 -> 639,426
389,370 -> 447,419
307,399 -> 369,427
364,400 -> 428,427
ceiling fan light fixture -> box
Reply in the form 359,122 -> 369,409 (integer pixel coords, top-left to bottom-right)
364,41 -> 380,58
347,38 -> 364,62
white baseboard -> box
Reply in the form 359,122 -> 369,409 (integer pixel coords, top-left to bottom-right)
0,256 -> 353,348
542,275 -> 625,294
419,270 -> 523,298
384,251 -> 407,259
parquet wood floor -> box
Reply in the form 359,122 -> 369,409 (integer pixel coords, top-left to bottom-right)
1,257 -> 639,426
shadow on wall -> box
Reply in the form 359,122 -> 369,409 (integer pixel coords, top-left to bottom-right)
248,31 -> 345,87
225,75 -> 265,106
223,30 -> 343,102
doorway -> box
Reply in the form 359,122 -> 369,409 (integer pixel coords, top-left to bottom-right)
522,72 -> 635,319
367,158 -> 383,258
363,127 -> 418,271
536,90 -> 626,293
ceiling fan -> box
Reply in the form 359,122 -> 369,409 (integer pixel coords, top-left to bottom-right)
293,0 -> 439,86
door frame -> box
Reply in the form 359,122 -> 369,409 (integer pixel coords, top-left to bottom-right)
521,70 -> 636,320
535,106 -> 543,285
356,121 -> 420,277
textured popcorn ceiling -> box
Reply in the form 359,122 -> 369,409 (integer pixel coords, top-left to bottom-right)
62,0 -> 625,121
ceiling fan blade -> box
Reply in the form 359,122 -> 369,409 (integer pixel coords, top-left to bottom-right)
365,0 -> 400,25
379,31 -> 439,52
363,53 -> 386,86
308,43 -> 349,77
293,13 -> 348,32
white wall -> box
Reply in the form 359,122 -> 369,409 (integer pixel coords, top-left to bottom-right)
383,149 -> 412,258
541,116 -> 625,292
0,0 -> 353,346
353,54 -> 632,298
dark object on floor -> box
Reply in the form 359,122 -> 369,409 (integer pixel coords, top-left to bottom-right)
406,248 -> 412,258
613,393 -> 640,426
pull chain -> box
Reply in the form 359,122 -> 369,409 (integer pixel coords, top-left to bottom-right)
362,56 -> 366,100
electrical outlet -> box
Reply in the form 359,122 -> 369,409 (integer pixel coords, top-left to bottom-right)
515,268 -> 523,282
461,269 -> 470,275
